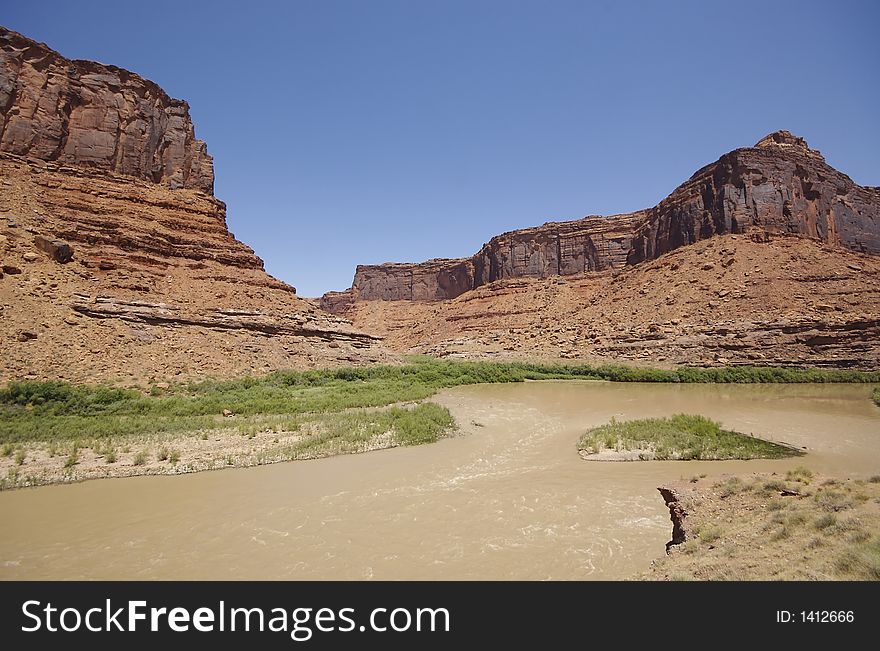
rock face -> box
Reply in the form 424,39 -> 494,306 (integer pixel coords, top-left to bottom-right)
323,130 -> 880,313
33,235 -> 73,263
353,257 -> 475,302
0,27 -> 390,383
629,130 -> 880,263
473,212 -> 642,284
321,212 -> 641,311
0,27 -> 213,193
338,234 -> 880,369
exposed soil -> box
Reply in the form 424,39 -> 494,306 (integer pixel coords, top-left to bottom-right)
0,155 -> 393,385
340,234 -> 880,369
643,472 -> 880,580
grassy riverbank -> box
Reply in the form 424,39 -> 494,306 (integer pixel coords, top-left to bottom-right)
0,358 -> 877,488
578,414 -> 802,461
2,359 -> 878,444
644,471 -> 880,580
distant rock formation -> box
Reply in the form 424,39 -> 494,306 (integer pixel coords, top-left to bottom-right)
0,27 -> 213,193
322,130 -> 880,313
628,130 -> 880,263
320,212 -> 641,311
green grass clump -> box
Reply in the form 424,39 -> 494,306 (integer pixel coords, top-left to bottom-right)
1,359 -> 878,445
132,450 -> 148,466
278,403 -> 455,459
578,414 -> 801,461
63,448 -> 78,469
814,514 -> 837,530
714,476 -> 747,497
836,538 -> 880,580
873,388 -> 880,407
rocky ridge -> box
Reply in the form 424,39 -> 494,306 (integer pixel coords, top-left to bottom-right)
321,211 -> 641,310
339,234 -> 880,369
322,131 -> 879,313
0,27 -> 389,383
0,27 -> 213,192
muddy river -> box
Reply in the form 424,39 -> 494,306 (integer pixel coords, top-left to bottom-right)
1,382 -> 878,580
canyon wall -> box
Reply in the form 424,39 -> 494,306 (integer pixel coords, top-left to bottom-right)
628,130 -> 880,263
0,27 -> 389,383
323,130 -> 880,313
321,212 -> 641,311
0,27 -> 213,193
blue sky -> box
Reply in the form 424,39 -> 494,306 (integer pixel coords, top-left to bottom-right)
4,1 -> 879,296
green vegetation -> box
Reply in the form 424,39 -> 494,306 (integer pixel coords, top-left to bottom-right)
269,403 -> 456,460
63,447 -> 78,469
578,413 -> 801,460
714,476 -> 747,497
0,360 -> 875,484
1,359 -> 878,445
874,388 -> 880,407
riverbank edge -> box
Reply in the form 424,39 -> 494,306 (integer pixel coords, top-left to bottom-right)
1,360 -> 879,490
642,471 -> 880,580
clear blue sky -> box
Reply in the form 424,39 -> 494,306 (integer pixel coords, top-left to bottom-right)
4,1 -> 879,296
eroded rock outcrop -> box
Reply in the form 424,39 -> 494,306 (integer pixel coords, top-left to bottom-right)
0,27 -> 391,383
323,212 -> 642,311
0,27 -> 213,193
629,130 -> 880,262
323,130 -> 880,313
658,487 -> 688,551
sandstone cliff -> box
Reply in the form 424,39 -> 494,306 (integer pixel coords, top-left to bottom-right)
320,212 -> 641,311
341,234 -> 880,369
0,27 -> 389,383
629,130 -> 880,263
0,27 -> 213,193
323,131 -> 879,313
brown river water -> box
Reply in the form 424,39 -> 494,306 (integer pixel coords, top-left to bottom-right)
1,381 -> 878,580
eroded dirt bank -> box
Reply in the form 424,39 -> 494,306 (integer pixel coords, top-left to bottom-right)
645,472 -> 880,580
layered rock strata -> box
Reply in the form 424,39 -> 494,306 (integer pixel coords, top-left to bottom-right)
0,27 -> 213,192
323,131 -> 879,313
321,212 -> 641,311
0,27 -> 389,383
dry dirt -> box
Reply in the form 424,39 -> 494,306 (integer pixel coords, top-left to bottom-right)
0,154 -> 393,385
642,471 -> 880,580
340,233 -> 880,369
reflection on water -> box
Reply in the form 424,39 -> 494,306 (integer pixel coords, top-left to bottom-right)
1,381 -> 878,580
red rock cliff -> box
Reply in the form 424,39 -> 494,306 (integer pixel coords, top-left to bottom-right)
322,130 -> 879,313
320,212 -> 641,311
0,27 -> 213,193
0,26 -> 390,383
628,130 -> 880,263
